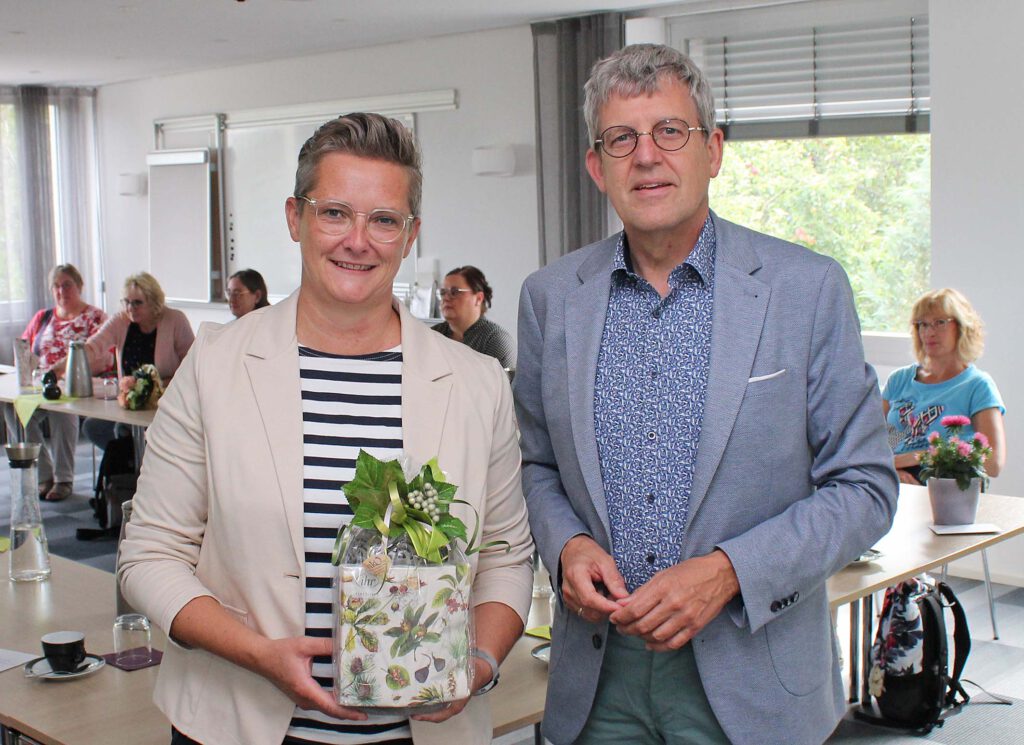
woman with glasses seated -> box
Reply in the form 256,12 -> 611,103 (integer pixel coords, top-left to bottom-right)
431,266 -> 515,371
882,288 -> 1006,485
82,272 -> 195,450
3,264 -> 107,501
226,268 -> 271,318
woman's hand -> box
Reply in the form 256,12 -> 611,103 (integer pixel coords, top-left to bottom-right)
255,636 -> 368,721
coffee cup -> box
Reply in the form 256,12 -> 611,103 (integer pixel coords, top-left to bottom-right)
41,631 -> 87,673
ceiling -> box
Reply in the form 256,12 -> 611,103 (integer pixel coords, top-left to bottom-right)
0,0 -> 685,88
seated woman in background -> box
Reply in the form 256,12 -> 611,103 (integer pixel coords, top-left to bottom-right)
3,264 -> 106,501
882,288 -> 1006,485
226,268 -> 271,318
82,272 -> 195,450
431,265 -> 515,370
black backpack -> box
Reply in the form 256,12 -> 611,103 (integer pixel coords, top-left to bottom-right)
858,577 -> 970,732
77,435 -> 137,540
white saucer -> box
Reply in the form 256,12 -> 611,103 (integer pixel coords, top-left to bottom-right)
848,548 -> 883,566
24,654 -> 105,681
531,642 -> 551,664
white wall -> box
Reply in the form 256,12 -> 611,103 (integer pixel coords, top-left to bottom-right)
96,25 -> 539,337
931,0 -> 1024,584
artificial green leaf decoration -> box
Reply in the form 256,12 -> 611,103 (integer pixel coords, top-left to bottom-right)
334,449 -> 506,565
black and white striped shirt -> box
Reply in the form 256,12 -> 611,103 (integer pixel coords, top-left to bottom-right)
285,346 -> 412,745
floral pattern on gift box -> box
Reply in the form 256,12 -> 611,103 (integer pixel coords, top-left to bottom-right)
335,562 -> 472,709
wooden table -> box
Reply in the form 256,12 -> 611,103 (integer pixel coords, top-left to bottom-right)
0,374 -> 155,431
0,557 -> 548,745
826,484 -> 1024,704
0,372 -> 155,484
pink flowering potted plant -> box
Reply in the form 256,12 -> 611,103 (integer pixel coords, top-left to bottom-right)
917,415 -> 993,524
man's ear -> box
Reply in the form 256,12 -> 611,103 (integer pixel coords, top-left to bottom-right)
585,149 -> 608,194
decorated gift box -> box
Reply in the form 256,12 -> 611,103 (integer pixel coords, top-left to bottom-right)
331,451 -> 505,713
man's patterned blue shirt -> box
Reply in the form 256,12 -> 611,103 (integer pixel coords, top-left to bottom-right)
593,216 -> 716,592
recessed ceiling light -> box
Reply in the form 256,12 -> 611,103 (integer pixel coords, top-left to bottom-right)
29,69 -> 41,74
9,30 -> 26,35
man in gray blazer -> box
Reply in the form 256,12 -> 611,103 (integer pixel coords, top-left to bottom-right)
514,44 -> 898,745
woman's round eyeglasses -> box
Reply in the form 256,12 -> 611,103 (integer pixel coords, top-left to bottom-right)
297,196 -> 414,243
913,318 -> 956,332
436,288 -> 472,300
121,298 -> 145,309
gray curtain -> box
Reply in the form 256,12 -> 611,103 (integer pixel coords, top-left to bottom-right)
533,13 -> 623,267
0,85 -> 100,363
15,86 -> 54,313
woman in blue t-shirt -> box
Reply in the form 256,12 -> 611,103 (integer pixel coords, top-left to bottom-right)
882,288 -> 1006,485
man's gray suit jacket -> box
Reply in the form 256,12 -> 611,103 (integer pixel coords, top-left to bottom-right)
513,214 -> 898,745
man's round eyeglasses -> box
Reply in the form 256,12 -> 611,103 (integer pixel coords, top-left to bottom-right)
594,118 -> 707,158
913,318 -> 956,332
121,298 -> 145,309
436,288 -> 472,300
297,196 -> 414,243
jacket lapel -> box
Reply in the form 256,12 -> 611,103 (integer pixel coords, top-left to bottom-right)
397,303 -> 452,467
686,218 -> 770,528
564,239 -> 617,544
243,292 -> 306,572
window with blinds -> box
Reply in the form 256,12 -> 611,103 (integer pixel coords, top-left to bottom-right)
685,15 -> 928,137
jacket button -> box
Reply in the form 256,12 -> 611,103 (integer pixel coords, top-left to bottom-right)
770,600 -> 782,613
592,634 -> 602,649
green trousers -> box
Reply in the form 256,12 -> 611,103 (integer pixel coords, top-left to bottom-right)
574,628 -> 732,745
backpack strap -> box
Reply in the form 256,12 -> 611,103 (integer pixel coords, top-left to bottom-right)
937,581 -> 972,710
32,308 -> 55,359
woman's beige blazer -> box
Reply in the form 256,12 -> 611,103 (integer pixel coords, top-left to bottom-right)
119,292 -> 534,745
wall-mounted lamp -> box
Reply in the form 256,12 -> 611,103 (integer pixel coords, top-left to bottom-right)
471,145 -> 516,177
117,172 -> 147,196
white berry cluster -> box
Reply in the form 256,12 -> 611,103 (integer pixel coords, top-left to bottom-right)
408,483 -> 441,520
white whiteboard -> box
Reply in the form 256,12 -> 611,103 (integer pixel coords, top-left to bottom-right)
147,149 -> 212,302
224,123 -> 309,298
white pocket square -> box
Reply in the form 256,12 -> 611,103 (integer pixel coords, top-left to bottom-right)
747,369 -> 786,383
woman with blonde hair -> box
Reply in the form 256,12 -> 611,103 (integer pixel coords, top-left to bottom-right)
882,288 -> 1006,484
82,272 -> 195,450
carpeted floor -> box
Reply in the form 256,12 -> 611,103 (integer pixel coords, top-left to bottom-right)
830,692 -> 1019,743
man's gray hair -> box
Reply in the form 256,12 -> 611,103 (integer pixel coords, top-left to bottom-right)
293,112 -> 423,216
583,44 -> 717,145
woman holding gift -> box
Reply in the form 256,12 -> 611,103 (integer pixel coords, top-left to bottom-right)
118,113 -> 534,745
81,272 -> 194,451
2,264 -> 106,501
882,288 -> 1006,485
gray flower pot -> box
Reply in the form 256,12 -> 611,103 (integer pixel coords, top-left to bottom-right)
927,477 -> 980,525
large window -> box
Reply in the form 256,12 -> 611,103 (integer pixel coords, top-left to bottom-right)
663,1 -> 931,332
710,133 -> 930,332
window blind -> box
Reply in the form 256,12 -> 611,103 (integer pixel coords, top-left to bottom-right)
686,16 -> 928,126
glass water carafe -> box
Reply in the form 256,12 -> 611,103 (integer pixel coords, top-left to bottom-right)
7,442 -> 51,582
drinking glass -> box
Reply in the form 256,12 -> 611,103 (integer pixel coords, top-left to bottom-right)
113,613 -> 152,666
31,368 -> 45,393
101,376 -> 119,400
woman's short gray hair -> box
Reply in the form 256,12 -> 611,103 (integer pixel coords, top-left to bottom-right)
293,112 -> 422,216
584,44 -> 717,145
